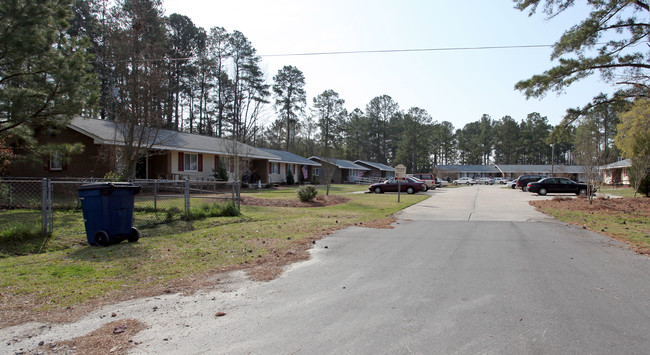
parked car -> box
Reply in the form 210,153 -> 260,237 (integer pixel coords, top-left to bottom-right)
369,177 -> 427,194
476,177 -> 495,185
494,177 -> 507,184
527,177 -> 595,196
408,173 -> 436,191
506,179 -> 518,189
515,174 -> 546,191
436,178 -> 449,187
452,177 -> 477,185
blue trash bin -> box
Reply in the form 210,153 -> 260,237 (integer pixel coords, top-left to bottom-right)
78,182 -> 142,246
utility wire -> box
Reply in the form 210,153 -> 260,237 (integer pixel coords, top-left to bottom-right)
258,44 -> 555,57
95,44 -> 557,63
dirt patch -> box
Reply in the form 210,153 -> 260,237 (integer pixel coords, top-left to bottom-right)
39,319 -> 146,355
530,195 -> 650,214
530,196 -> 650,254
241,194 -> 350,207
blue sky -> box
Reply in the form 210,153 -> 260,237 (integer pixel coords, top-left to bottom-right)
163,0 -> 616,130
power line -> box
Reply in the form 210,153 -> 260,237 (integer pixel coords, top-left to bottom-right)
258,44 -> 555,57
93,44 -> 557,63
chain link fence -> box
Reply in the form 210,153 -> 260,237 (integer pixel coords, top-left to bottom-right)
0,178 -> 241,238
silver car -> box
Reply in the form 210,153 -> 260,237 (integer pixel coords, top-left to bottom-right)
452,177 -> 477,185
476,177 -> 495,185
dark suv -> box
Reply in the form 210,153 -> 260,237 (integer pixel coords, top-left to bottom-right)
515,174 -> 545,191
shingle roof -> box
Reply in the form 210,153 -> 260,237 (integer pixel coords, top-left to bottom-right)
259,148 -> 320,166
354,160 -> 395,172
436,164 -> 588,174
601,159 -> 632,169
309,156 -> 370,170
435,165 -> 499,173
497,164 -> 586,174
68,117 -> 278,160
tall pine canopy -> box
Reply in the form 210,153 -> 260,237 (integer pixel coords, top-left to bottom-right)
0,0 -> 96,154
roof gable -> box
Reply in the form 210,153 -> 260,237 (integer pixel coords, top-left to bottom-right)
308,156 -> 370,170
354,160 -> 395,171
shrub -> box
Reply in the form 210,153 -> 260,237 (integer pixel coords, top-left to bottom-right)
286,169 -> 295,185
212,163 -> 228,181
182,202 -> 240,221
634,174 -> 650,197
221,201 -> 240,216
104,170 -> 125,182
165,206 -> 182,222
297,185 -> 318,202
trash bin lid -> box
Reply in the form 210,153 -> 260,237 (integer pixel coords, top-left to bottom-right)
78,182 -> 141,194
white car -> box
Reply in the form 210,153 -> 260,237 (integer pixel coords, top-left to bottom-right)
436,178 -> 449,187
494,177 -> 507,184
452,177 -> 476,185
506,179 -> 518,189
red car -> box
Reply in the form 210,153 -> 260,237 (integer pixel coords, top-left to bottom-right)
369,177 -> 427,194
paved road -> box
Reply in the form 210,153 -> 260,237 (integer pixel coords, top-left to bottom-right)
3,185 -> 650,354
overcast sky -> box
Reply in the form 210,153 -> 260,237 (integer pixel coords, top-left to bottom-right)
162,0 -> 616,130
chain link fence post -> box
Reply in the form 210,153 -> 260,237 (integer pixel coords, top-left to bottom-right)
231,182 -> 235,206
237,180 -> 241,211
41,178 -> 47,234
47,179 -> 53,234
184,178 -> 190,218
154,180 -> 158,211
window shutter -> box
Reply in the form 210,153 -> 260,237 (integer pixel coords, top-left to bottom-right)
269,162 -> 271,173
178,152 -> 184,171
198,154 -> 203,172
43,156 -> 49,171
214,155 -> 219,170
62,158 -> 68,171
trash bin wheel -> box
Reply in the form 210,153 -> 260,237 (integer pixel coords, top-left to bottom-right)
95,230 -> 109,246
127,227 -> 140,243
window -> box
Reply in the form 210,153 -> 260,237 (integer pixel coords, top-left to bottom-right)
313,168 -> 321,176
50,152 -> 63,171
184,153 -> 198,172
271,162 -> 279,174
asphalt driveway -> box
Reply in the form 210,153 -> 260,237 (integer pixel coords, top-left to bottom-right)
3,185 -> 649,354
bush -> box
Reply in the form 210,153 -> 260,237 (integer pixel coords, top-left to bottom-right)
297,185 -> 318,202
212,163 -> 228,181
182,202 -> 240,221
286,169 -> 295,185
104,170 -> 125,182
634,174 -> 650,197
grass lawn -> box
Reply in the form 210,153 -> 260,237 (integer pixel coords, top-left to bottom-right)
0,184 -> 426,326
598,187 -> 638,198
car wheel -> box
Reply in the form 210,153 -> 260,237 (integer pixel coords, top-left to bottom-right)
522,186 -> 528,192
423,185 -> 428,191
374,187 -> 382,194
406,187 -> 415,194
511,184 -> 516,189
577,188 -> 587,195
538,188 -> 547,196
95,230 -> 109,247
466,182 -> 470,185
485,182 -> 488,185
